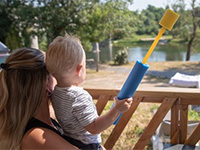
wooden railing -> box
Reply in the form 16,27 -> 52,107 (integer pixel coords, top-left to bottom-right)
85,87 -> 200,150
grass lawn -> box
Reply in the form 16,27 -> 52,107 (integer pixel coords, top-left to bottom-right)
115,35 -> 173,44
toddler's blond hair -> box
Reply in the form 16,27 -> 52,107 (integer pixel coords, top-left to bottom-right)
46,35 -> 84,79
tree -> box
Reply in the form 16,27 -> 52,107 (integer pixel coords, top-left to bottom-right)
186,0 -> 200,61
34,0 -> 89,45
172,0 -> 200,61
136,5 -> 165,35
77,3 -> 110,71
0,0 -> 33,49
77,0 -> 135,50
102,0 -> 135,39
0,1 -> 12,44
77,0 -> 134,71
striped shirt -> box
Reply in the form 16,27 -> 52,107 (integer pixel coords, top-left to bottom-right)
52,86 -> 102,144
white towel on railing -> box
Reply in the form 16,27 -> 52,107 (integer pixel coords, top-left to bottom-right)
169,72 -> 200,88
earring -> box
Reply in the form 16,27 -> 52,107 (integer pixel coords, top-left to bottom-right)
47,90 -> 52,97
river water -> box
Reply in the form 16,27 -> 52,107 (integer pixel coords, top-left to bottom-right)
86,42 -> 200,62
1,42 -> 199,64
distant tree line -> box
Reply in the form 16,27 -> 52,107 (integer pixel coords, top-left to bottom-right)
0,0 -> 199,60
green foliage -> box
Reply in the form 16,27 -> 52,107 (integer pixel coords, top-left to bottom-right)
114,48 -> 128,65
81,39 -> 93,52
171,1 -> 200,41
0,2 -> 12,44
135,5 -> 165,36
77,3 -> 109,42
150,104 -> 159,113
77,0 -> 136,44
132,124 -> 143,136
0,0 -> 38,49
188,109 -> 200,121
104,1 -> 137,39
34,0 -> 87,44
38,35 -> 48,51
1,0 -> 199,55
171,0 -> 200,60
5,27 -> 23,50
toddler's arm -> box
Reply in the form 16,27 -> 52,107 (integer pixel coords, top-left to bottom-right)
84,97 -> 132,134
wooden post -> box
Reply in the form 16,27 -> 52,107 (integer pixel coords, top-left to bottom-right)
171,99 -> 180,144
95,42 -> 100,72
108,36 -> 113,61
179,104 -> 188,143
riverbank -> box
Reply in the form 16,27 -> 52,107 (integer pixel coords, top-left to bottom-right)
81,61 -> 200,89
114,35 -> 173,44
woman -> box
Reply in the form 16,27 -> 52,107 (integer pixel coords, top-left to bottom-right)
0,48 -> 78,149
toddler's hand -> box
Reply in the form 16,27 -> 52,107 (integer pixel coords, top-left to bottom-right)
113,96 -> 133,113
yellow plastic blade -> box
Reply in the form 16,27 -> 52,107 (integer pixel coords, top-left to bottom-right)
159,9 -> 180,31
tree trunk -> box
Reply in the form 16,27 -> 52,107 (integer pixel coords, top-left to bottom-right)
185,21 -> 197,61
185,0 -> 197,61
186,37 -> 194,61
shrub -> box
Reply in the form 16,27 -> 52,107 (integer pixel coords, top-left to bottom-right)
114,49 -> 129,65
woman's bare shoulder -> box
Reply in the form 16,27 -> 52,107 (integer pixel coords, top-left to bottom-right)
21,127 -> 78,149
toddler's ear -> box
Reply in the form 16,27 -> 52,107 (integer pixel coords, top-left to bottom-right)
76,64 -> 83,76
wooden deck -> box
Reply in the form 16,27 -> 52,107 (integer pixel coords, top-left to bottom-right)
85,87 -> 200,150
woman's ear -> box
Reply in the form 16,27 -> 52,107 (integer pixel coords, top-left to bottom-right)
46,74 -> 55,92
46,82 -> 52,97
76,64 -> 83,76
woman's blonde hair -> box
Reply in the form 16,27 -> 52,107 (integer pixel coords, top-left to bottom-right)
0,48 -> 48,149
46,34 -> 84,79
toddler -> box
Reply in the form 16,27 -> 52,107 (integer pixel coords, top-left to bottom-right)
46,35 -> 132,150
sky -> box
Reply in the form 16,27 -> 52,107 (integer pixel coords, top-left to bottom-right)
129,0 -> 192,11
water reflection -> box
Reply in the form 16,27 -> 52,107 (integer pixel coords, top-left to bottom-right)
128,47 -> 167,62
